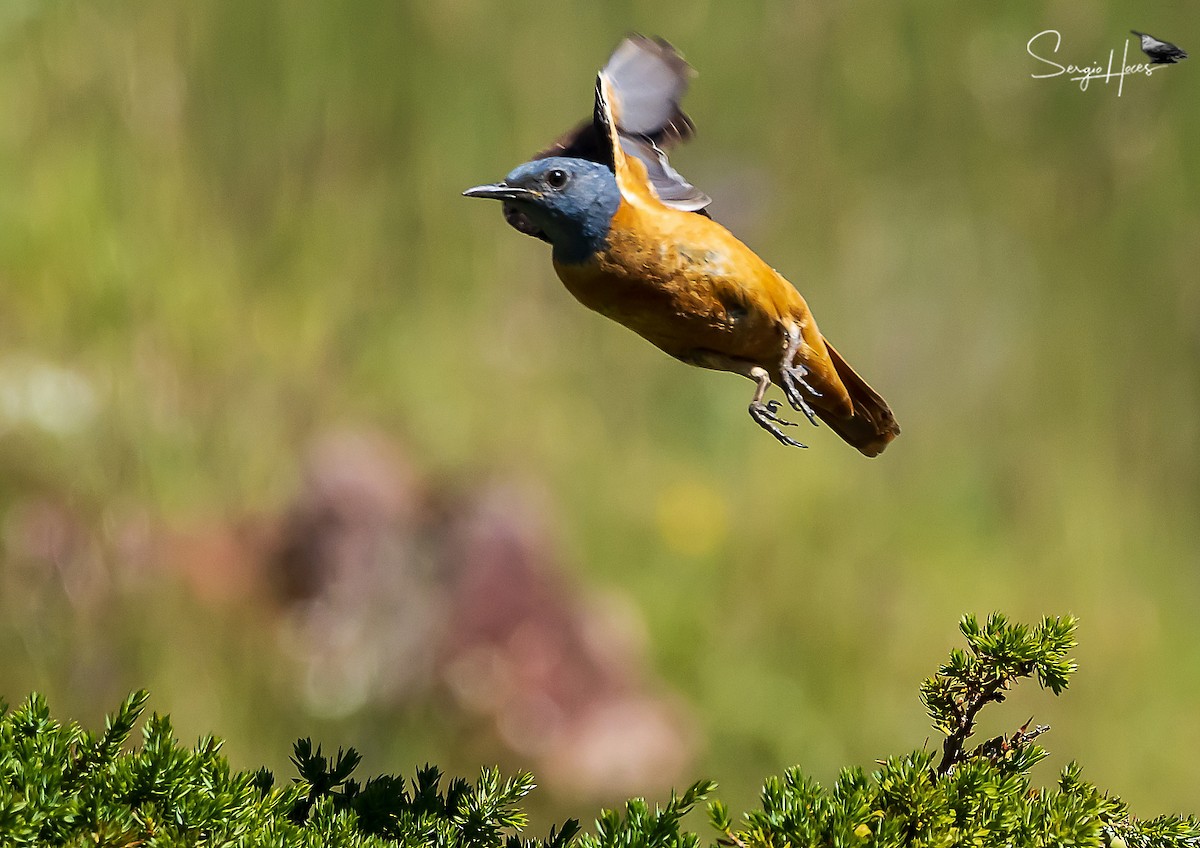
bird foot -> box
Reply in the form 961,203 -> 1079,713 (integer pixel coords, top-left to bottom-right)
749,400 -> 808,448
780,326 -> 822,425
780,365 -> 820,426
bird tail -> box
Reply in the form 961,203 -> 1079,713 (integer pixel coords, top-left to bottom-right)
815,340 -> 900,457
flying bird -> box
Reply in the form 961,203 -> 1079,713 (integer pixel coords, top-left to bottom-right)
464,36 -> 899,455
1131,30 -> 1188,64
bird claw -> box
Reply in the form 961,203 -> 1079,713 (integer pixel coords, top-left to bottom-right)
780,326 -> 822,426
750,400 -> 808,448
763,399 -> 794,421
780,365 -> 820,426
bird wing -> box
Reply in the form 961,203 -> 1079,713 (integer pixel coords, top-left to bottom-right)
618,136 -> 710,212
601,35 -> 696,145
594,54 -> 713,214
538,35 -> 711,214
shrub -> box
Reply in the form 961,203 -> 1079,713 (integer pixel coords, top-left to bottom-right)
1,614 -> 1196,846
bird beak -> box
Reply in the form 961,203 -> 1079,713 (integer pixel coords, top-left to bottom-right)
462,183 -> 540,201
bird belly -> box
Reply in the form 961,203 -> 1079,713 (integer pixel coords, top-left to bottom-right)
552,249 -> 778,365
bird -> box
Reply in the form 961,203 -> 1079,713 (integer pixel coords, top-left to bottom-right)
1131,30 -> 1188,65
464,36 -> 900,456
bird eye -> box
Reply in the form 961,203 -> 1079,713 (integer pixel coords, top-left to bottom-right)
546,168 -> 569,189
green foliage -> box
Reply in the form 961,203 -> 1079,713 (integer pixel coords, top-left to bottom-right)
709,615 -> 1198,848
0,689 -> 300,846
920,613 -> 1077,775
2,615 -> 1198,847
580,780 -> 715,848
0,690 -> 577,847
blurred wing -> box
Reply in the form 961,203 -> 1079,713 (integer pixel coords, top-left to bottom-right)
537,35 -> 711,214
602,34 -> 695,145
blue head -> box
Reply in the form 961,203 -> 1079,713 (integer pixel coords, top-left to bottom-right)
463,157 -> 621,264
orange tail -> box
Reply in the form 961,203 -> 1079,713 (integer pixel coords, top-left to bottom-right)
815,340 -> 900,457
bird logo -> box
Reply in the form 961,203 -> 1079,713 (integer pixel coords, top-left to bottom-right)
1131,30 -> 1188,64
464,36 -> 900,455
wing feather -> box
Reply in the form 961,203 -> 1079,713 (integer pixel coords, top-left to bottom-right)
535,35 -> 710,214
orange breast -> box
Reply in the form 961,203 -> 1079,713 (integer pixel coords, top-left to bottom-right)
556,202 -> 768,355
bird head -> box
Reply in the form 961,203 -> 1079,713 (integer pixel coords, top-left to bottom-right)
464,157 -> 621,263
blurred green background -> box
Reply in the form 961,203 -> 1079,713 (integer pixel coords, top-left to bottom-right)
2,0 -> 1199,825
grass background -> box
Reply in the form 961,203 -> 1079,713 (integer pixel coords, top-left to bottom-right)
1,0 -> 1199,824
